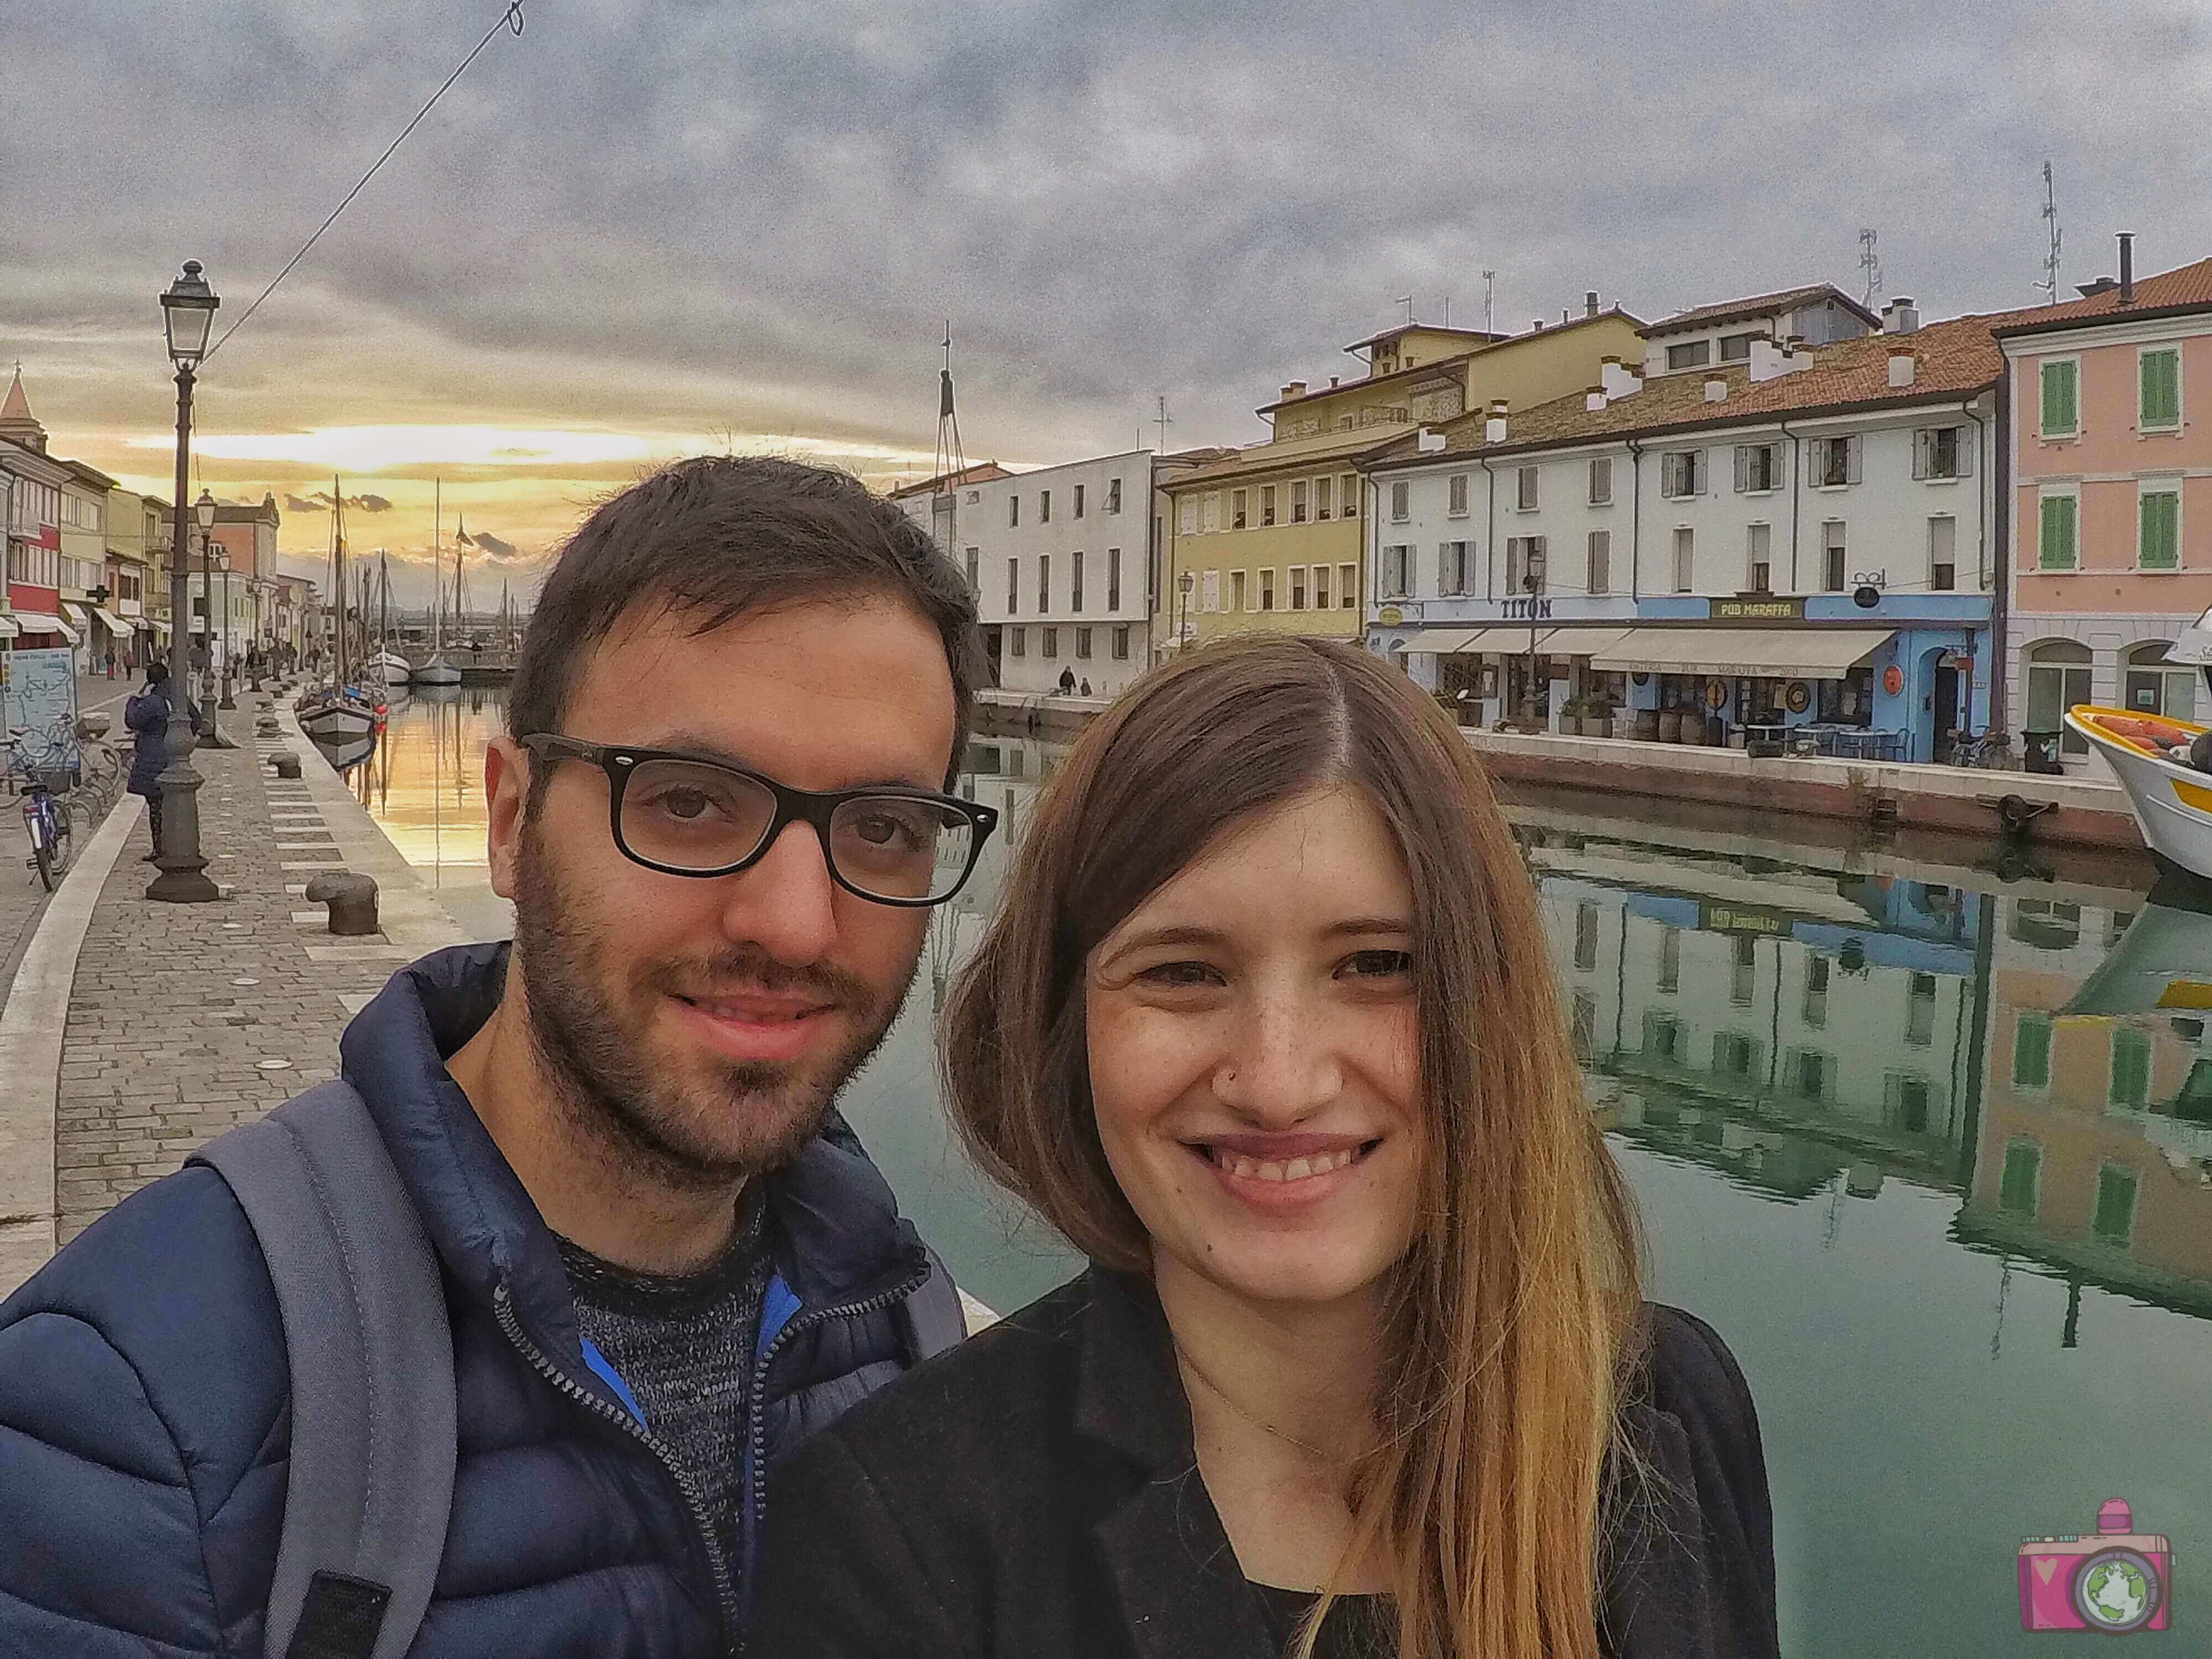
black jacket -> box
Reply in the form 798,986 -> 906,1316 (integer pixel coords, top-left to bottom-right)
755,1269 -> 1779,1659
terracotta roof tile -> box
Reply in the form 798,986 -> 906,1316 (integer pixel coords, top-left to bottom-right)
1373,306 -> 2047,467
1990,257 -> 2212,337
888,461 -> 1013,499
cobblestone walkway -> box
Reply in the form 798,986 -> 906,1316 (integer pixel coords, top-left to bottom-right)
53,700 -> 436,1244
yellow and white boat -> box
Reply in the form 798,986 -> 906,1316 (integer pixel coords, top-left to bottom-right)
2067,703 -> 2212,879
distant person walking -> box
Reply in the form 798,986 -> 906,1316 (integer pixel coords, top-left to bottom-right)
123,660 -> 178,860
1057,665 -> 1076,695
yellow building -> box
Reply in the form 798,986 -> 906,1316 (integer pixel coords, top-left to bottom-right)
1155,305 -> 1645,656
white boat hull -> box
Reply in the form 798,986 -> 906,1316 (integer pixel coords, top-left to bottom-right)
298,696 -> 379,742
372,651 -> 413,686
412,656 -> 461,686
2067,705 -> 2212,880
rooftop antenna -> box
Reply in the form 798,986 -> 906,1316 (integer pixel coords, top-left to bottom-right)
1858,228 -> 1883,310
2039,160 -> 2063,305
932,321 -> 967,550
1481,270 -> 1496,335
1442,294 -> 1451,328
1396,294 -> 1414,327
1153,392 -> 1172,453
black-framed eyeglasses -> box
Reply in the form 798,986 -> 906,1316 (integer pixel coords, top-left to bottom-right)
518,733 -> 998,907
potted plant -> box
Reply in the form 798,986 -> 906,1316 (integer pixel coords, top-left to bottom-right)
1558,696 -> 1582,736
1584,695 -> 1615,738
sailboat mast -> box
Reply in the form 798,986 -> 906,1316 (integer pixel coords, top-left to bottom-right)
332,474 -> 349,685
432,479 -> 442,654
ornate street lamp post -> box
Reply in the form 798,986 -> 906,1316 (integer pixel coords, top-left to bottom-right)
216,549 -> 236,709
149,263 -> 222,902
1177,570 -> 1195,650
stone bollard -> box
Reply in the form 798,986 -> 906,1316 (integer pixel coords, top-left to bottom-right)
305,872 -> 379,936
270,751 -> 302,780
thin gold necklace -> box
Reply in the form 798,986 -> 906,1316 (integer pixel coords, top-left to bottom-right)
1173,1342 -> 1354,1465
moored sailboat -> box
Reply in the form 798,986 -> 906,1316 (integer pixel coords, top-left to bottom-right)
413,479 -> 461,686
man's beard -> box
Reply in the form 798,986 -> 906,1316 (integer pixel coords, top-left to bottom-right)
510,812 -> 916,1196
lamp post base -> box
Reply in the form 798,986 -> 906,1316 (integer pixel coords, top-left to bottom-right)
146,717 -> 222,904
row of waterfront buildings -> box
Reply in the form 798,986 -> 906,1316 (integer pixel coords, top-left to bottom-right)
0,372 -> 318,682
896,237 -> 2212,771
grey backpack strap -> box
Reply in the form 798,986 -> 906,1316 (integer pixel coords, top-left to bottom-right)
191,1081 -> 456,1659
896,1244 -> 967,1363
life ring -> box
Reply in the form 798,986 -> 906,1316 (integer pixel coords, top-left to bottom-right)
1704,678 -> 1728,710
1881,664 -> 1904,696
1785,680 -> 1812,714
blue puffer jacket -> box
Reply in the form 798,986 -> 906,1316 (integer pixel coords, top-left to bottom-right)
123,681 -> 175,796
0,942 -> 960,1656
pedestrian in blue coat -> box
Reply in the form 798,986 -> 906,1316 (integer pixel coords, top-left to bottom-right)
0,456 -> 992,1656
123,658 -> 183,859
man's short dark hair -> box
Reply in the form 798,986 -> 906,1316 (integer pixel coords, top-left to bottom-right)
508,456 -> 982,787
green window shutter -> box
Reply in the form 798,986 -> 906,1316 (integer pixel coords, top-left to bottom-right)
2111,1028 -> 2153,1107
2042,361 -> 2078,435
2013,1014 -> 2053,1087
2092,1165 -> 2138,1243
2141,349 -> 2181,429
2041,495 -> 2078,570
2140,491 -> 2180,570
1999,1141 -> 2041,1215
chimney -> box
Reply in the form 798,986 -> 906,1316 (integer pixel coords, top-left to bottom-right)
1600,356 -> 1644,400
1783,335 -> 1814,372
1887,347 -> 1916,389
1585,290 -> 1600,318
1280,380 -> 1307,401
1749,337 -> 1785,383
1484,400 -> 1509,444
1584,384 -> 1608,413
1417,427 -> 1447,453
1883,297 -> 1919,335
2119,233 -> 2135,304
1703,377 -> 1728,403
1328,375 -> 1340,387
1531,318 -> 1546,332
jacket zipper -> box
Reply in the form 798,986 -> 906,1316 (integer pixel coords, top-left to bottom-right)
493,1281 -> 740,1655
738,1260 -> 931,1638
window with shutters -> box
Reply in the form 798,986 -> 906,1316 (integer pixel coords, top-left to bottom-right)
1178,495 -> 1198,535
1438,542 -> 1469,596
1113,625 -> 1130,659
1342,474 -> 1360,517
1260,569 -> 1277,612
1202,493 -> 1220,533
2013,1013 -> 2052,1088
1913,426 -> 1971,481
1515,466 -> 1539,510
1313,564 -> 1332,608
1107,477 -> 1123,513
1291,480 -> 1308,523
1448,473 -> 1469,517
1734,443 -> 1780,493
2139,347 -> 2182,432
1041,625 -> 1058,658
1588,456 -> 1612,505
1814,435 -> 1860,487
1661,450 -> 1704,498
1315,476 -> 1333,520
1073,483 -> 1086,519
2110,1028 -> 2152,1110
1010,625 -> 1026,657
1803,954 -> 1828,1027
1072,550 -> 1085,612
1506,536 -> 1547,596
2139,486 -> 2181,570
1390,481 -> 1410,523
1823,522 -> 1847,592
1340,563 -> 1358,606
1076,627 -> 1093,659
965,547 -> 979,594
1260,485 -> 1277,528
2093,1163 -> 2139,1245
1587,530 -> 1610,596
1747,523 -> 1772,593
1230,570 -> 1248,612
1232,489 -> 1249,530
1009,495 -> 1020,528
1040,490 -> 1051,524
1929,517 -> 1957,591
1658,926 -> 1681,993
1039,555 -> 1051,612
1380,545 -> 1411,599
1672,528 -> 1694,593
1108,549 -> 1122,611
2039,491 -> 2079,570
2039,359 -> 2080,439
1007,557 -> 1020,612
1289,566 -> 1307,609
1998,1139 -> 2041,1215
1201,568 -> 1222,612
1907,972 -> 1937,1047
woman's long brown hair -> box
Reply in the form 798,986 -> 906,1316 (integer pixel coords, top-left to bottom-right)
943,635 -> 1647,1658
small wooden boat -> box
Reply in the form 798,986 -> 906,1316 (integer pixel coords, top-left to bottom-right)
371,649 -> 414,686
2067,705 -> 2212,879
298,687 -> 380,742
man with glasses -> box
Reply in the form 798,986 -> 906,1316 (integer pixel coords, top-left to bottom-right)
0,457 -> 990,1656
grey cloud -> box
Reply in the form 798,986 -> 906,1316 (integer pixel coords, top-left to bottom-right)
4,1 -> 2210,465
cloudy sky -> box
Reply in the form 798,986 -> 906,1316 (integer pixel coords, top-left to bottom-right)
5,0 -> 2208,604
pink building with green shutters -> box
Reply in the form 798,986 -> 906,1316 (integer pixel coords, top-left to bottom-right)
1997,246 -> 2212,768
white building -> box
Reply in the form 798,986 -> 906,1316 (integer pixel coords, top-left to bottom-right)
1364,300 -> 2004,763
896,449 -> 1164,700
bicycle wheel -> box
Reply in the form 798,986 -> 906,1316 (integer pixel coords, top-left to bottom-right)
31,824 -> 55,893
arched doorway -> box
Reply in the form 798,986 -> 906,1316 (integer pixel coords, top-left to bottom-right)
2122,639 -> 2197,723
2024,639 -> 2093,759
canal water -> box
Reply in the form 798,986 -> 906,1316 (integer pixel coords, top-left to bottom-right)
333,686 -> 2212,1658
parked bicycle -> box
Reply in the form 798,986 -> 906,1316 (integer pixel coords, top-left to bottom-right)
6,728 -> 71,893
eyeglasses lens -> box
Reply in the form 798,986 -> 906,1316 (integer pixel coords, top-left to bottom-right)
828,795 -> 977,902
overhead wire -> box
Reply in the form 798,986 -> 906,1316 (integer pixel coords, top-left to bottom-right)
202,1 -> 526,363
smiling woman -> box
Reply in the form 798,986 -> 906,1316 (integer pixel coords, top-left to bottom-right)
754,635 -> 1780,1659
